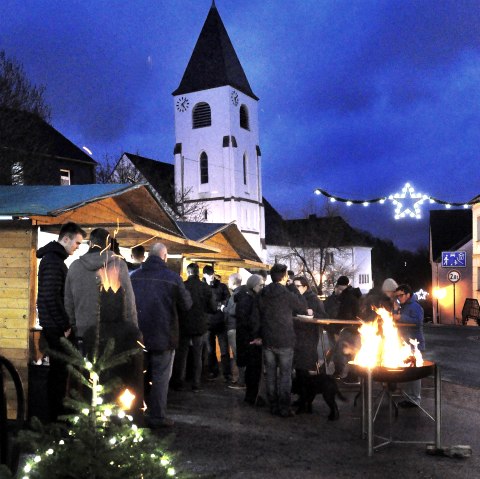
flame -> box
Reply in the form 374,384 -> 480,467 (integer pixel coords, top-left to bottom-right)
352,307 -> 423,369
98,259 -> 121,293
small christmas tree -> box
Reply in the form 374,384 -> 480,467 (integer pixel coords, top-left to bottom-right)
17,339 -> 177,479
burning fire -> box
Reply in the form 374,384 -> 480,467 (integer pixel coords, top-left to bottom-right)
97,231 -> 121,293
98,261 -> 121,293
352,308 -> 423,369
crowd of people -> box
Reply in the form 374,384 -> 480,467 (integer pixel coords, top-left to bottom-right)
36,222 -> 426,428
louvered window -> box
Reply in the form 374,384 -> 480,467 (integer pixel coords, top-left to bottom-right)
200,152 -> 209,184
240,104 -> 249,130
193,102 -> 212,129
243,153 -> 247,185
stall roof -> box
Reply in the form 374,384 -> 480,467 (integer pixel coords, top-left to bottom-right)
0,184 -> 219,255
177,221 -> 267,268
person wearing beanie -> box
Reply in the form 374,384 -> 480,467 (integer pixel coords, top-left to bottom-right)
382,278 -> 399,299
336,276 -> 350,287
246,274 -> 263,291
234,274 -> 265,405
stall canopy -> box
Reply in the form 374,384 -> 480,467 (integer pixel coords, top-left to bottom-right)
0,184 -> 218,255
177,221 -> 267,269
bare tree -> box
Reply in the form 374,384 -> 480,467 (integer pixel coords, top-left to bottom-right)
174,186 -> 209,222
97,153 -> 209,222
271,200 -> 362,294
0,50 -> 52,184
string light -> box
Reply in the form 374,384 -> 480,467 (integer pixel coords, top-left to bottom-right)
313,183 -> 477,220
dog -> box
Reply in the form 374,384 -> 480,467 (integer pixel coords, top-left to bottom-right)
292,372 -> 348,420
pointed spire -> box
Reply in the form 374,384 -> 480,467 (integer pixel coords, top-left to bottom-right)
172,3 -> 258,100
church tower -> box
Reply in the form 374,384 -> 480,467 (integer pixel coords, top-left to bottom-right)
172,2 -> 265,257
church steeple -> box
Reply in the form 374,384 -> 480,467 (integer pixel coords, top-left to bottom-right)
172,4 -> 258,100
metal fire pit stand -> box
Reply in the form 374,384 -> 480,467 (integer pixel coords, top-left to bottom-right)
360,364 -> 441,457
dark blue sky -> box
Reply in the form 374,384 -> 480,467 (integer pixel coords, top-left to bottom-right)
1,0 -> 479,250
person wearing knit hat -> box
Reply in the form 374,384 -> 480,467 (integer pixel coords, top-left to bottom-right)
235,273 -> 265,405
382,278 -> 398,298
336,276 -> 350,287
246,274 -> 264,292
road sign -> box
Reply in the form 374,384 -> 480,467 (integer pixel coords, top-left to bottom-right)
441,251 -> 467,268
448,270 -> 461,283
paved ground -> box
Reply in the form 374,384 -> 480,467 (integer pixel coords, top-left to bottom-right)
154,324 -> 480,478
423,324 -> 480,389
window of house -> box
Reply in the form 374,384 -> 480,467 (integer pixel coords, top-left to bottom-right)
243,153 -> 247,185
200,152 -> 209,184
11,161 -> 24,185
192,102 -> 212,129
477,217 -> 480,241
240,104 -> 249,130
325,252 -> 334,266
359,274 -> 370,284
60,169 -> 71,185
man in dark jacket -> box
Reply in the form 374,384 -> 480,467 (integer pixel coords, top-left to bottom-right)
235,274 -> 264,404
203,265 -> 231,381
36,221 -> 86,421
257,263 -> 309,417
172,263 -> 216,392
130,242 -> 192,427
324,276 -> 361,381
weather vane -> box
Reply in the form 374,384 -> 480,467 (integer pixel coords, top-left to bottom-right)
314,182 -> 476,220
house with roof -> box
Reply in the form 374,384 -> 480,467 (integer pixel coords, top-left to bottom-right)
0,108 -> 96,186
264,199 -> 373,294
429,209 -> 473,324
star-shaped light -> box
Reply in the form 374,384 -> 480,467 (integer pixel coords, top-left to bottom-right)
389,182 -> 425,220
415,289 -> 429,300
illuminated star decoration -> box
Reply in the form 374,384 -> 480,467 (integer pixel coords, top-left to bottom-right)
389,182 -> 425,220
415,289 -> 429,300
313,183 -> 476,220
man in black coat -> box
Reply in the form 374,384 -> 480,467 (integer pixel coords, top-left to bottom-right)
325,276 -> 361,381
36,221 -> 86,421
203,265 -> 231,381
172,263 -> 216,392
131,242 -> 192,427
257,264 -> 309,417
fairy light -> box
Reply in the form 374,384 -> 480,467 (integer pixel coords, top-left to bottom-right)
313,183 -> 476,219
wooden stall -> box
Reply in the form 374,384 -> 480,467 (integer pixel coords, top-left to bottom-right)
0,184 -> 218,418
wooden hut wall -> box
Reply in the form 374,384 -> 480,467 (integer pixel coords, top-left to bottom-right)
0,220 -> 36,418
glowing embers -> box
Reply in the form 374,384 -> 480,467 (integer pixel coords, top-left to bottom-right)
352,308 -> 423,369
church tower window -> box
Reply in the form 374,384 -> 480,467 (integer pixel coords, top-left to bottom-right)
240,104 -> 249,130
193,102 -> 212,129
243,153 -> 247,185
200,152 -> 209,184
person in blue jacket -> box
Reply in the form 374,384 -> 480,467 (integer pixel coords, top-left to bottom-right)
393,283 -> 425,408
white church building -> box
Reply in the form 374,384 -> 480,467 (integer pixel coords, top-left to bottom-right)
111,2 -> 373,289
172,2 -> 265,258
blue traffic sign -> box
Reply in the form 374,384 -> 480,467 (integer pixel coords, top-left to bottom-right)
441,251 -> 467,268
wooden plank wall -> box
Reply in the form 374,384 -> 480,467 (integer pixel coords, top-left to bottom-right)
0,220 -> 36,419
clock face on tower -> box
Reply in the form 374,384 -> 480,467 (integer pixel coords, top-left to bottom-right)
176,96 -> 190,112
230,90 -> 239,106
